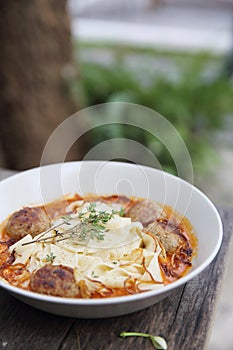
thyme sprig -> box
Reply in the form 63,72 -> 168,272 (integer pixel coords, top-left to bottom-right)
22,203 -> 124,246
45,252 -> 56,263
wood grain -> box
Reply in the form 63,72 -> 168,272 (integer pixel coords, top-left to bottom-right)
0,170 -> 232,350
59,206 -> 233,350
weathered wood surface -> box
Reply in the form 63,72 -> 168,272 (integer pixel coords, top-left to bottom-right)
0,170 -> 232,350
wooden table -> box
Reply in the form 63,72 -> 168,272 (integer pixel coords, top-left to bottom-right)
0,169 -> 232,350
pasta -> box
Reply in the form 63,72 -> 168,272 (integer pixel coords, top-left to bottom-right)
0,194 -> 197,298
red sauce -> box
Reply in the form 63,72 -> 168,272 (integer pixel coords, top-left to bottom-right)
0,194 -> 198,298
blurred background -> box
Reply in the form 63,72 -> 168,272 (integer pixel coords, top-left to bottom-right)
0,1 -> 233,348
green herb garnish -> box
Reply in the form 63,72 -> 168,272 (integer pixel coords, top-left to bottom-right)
22,203 -> 124,246
120,332 -> 167,350
119,207 -> 125,217
45,253 -> 56,263
91,271 -> 99,278
70,202 -> 119,242
60,215 -> 72,224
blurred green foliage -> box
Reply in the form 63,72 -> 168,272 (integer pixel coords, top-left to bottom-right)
68,45 -> 233,178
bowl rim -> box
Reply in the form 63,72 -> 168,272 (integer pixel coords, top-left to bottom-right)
0,161 -> 223,306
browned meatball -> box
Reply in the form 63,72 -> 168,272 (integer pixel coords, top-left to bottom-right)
30,264 -> 79,297
6,207 -> 50,240
0,240 -> 15,267
127,200 -> 163,227
146,221 -> 185,253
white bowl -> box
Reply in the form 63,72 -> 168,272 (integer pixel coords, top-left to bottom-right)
0,161 -> 223,318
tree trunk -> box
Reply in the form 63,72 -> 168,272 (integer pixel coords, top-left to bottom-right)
0,0 -> 79,170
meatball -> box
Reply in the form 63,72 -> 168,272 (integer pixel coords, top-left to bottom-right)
6,207 -> 50,240
127,200 -> 163,227
0,240 -> 15,267
30,264 -> 79,297
146,221 -> 185,253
